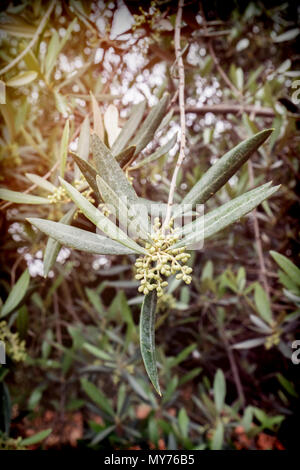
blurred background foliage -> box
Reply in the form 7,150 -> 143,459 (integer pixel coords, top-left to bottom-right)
0,0 -> 299,450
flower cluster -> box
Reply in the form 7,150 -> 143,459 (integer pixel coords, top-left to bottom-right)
47,185 -> 68,204
0,321 -> 26,362
265,330 -> 281,350
135,218 -> 192,297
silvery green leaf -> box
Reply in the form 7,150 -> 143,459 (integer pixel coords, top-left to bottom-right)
60,119 -> 70,178
111,100 -> 146,156
232,338 -> 266,350
58,177 -> 146,254
6,71 -> 37,87
43,207 -> 76,277
1,269 -> 30,318
28,218 -> 136,255
174,182 -> 279,248
75,115 -> 90,179
140,290 -> 161,395
91,134 -> 148,228
71,152 -> 101,202
0,188 -> 49,205
25,173 -> 56,193
176,129 -> 273,214
130,94 -> 169,155
96,175 -> 150,242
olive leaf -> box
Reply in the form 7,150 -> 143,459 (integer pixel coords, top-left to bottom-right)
174,182 -> 279,248
28,218 -> 136,255
43,207 -> 76,277
174,129 -> 273,215
140,290 -> 161,395
111,100 -> 146,156
58,177 -> 146,255
96,174 -> 150,242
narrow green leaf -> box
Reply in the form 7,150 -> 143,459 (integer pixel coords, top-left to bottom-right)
1,269 -> 30,318
60,119 -> 70,177
28,218 -> 137,255
20,428 -> 52,447
130,94 -> 169,155
25,173 -> 56,193
270,251 -> 300,286
96,174 -> 150,241
92,133 -> 139,205
82,343 -> 111,361
0,188 -> 49,205
254,283 -> 273,325
111,100 -> 146,156
45,30 -> 60,76
43,208 -> 76,277
213,369 -> 226,413
71,152 -> 101,202
6,70 -> 37,87
177,129 -> 273,213
175,183 -> 279,248
140,290 -> 161,395
59,177 -> 146,254
80,378 -> 114,416
75,115 -> 90,179
211,420 -> 224,450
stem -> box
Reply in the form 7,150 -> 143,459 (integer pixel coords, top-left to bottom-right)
163,0 -> 186,229
0,0 -> 55,76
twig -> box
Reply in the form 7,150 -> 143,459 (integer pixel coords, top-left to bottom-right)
0,0 -> 55,76
219,326 -> 245,407
175,104 -> 275,118
164,0 -> 186,229
248,160 -> 270,297
208,41 -> 242,98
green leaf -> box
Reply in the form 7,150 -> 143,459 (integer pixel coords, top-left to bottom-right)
176,129 -> 273,212
28,218 -> 137,255
276,373 -> 298,398
91,133 -> 141,207
20,428 -> 52,447
132,133 -> 177,170
1,269 -> 30,318
71,152 -> 101,202
96,174 -> 150,242
140,290 -> 161,395
111,100 -> 146,156
45,19 -> 77,79
82,343 -> 111,361
273,28 -> 300,43
211,420 -> 224,450
232,337 -> 265,350
175,183 -> 279,248
75,115 -> 90,179
254,283 -> 273,325
6,70 -> 37,87
213,369 -> 226,413
130,94 -> 169,155
43,208 -> 76,277
60,119 -> 70,178
25,173 -> 56,193
58,177 -> 146,254
178,408 -> 189,439
270,251 -> 300,286
0,188 -> 49,205
80,378 -> 114,416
